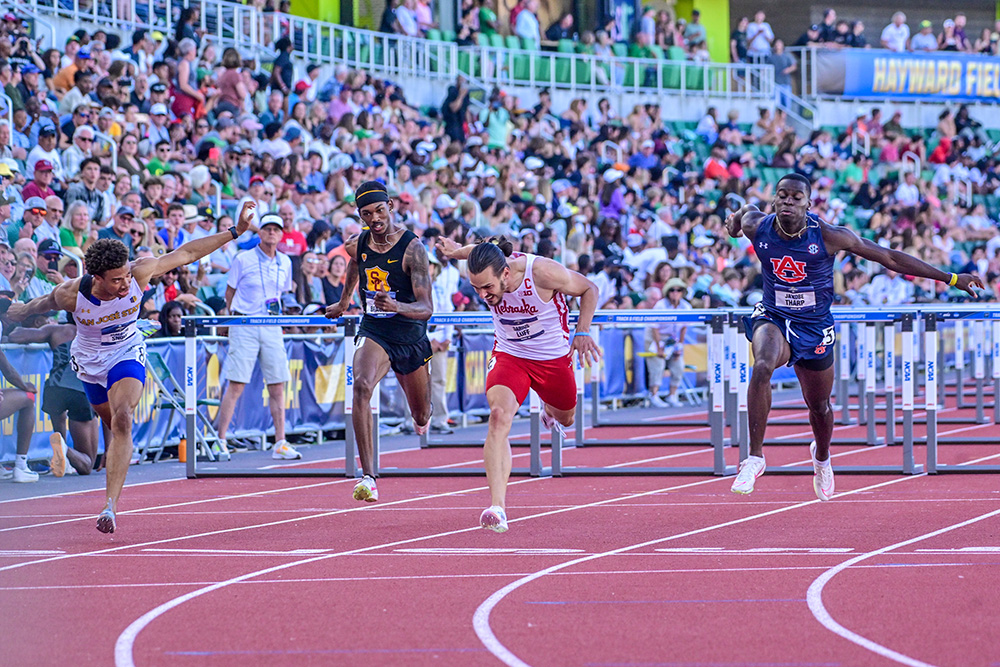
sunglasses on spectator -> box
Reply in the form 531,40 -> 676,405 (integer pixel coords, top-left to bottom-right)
30,207 -> 47,215
306,258 -> 322,264
78,113 -> 90,119
668,288 -> 684,293
49,208 -> 64,214
1,260 -> 14,267
79,137 -> 93,143
130,229 -> 143,236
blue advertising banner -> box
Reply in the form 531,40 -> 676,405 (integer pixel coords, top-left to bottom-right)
816,48 -> 1000,102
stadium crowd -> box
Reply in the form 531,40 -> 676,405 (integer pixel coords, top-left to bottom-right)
2,9 -> 1000,462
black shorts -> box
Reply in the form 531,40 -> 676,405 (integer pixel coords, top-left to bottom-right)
358,333 -> 432,376
42,386 -> 96,422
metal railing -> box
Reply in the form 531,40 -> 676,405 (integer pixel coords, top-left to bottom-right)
23,0 -> 775,100
851,128 -> 871,156
92,129 -> 117,174
901,151 -> 921,180
0,93 -> 12,147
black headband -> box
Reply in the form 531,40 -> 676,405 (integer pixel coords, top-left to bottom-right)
355,181 -> 390,210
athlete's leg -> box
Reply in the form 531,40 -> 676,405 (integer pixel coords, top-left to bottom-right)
794,362 -> 835,462
103,377 -> 144,509
0,389 -> 36,459
542,404 -> 575,428
265,383 -> 286,443
747,322 -> 791,458
397,365 -> 432,429
66,417 -> 99,474
352,339 -> 391,477
215,381 -> 245,442
484,385 -> 519,509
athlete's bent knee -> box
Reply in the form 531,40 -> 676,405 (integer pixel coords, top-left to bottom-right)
488,404 -> 515,427
353,376 -> 375,400
808,399 -> 832,417
556,411 -> 575,428
110,408 -> 132,434
752,359 -> 777,379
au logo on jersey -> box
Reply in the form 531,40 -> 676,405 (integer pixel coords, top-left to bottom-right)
365,266 -> 390,291
771,256 -> 807,284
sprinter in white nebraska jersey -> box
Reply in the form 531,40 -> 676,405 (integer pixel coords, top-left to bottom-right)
4,201 -> 256,534
437,236 -> 601,533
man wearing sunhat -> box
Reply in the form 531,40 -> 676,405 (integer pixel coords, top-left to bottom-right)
215,211 -> 301,460
646,277 -> 693,408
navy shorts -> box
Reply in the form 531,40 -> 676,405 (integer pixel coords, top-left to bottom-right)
743,305 -> 836,371
357,333 -> 432,377
82,360 -> 147,406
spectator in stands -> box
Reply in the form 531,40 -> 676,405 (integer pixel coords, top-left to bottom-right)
938,19 -> 967,52
768,40 -> 796,102
747,10 -> 774,56
731,16 -> 749,63
795,24 -> 824,48
911,20 -> 937,52
849,20 -> 869,48
881,12 -> 910,52
953,13 -> 971,52
684,9 -> 707,47
546,13 -> 576,42
62,125 -> 95,181
514,0 -> 541,44
395,0 -> 422,38
817,8 -> 837,42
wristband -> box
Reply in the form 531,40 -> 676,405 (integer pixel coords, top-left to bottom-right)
948,273 -> 958,287
573,332 -> 591,338
228,226 -> 239,240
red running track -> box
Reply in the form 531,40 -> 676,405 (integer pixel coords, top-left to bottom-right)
1,426 -> 999,667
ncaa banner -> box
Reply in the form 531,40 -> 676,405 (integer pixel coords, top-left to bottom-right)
816,48 -> 1000,101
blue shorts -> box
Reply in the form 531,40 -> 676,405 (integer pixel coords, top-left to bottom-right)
743,305 -> 836,371
82,360 -> 147,406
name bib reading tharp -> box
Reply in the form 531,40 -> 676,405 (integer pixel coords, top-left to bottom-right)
775,288 -> 816,311
364,290 -> 397,318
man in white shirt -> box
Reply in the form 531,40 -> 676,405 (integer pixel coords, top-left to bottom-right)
881,12 -> 910,52
894,171 -> 921,207
215,212 -> 301,460
910,20 -> 937,51
62,125 -> 95,182
868,269 -> 913,305
427,253 -> 455,434
747,11 -> 774,56
395,0 -> 421,37
515,0 -> 541,43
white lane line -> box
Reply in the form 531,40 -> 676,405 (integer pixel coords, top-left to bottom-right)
806,507 -> 1000,667
959,452 -> 1000,465
112,475 -> 737,667
0,479 -> 354,534
5,560 -> 990,593
0,477 -> 182,505
605,449 -> 708,468
471,474 -> 921,667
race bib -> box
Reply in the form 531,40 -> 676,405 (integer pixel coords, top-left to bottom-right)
364,290 -> 397,318
775,288 -> 816,311
100,321 -> 137,346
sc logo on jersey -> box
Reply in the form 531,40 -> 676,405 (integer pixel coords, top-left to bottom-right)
771,256 -> 808,284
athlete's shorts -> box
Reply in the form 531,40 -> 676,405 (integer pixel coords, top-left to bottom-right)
224,325 -> 291,385
82,359 -> 147,406
743,305 -> 836,371
486,351 -> 577,412
359,333 -> 432,376
43,386 -> 96,422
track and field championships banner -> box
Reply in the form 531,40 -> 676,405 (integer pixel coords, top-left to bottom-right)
816,48 -> 1000,102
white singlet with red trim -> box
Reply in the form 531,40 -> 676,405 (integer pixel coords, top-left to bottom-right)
490,253 -> 570,361
70,275 -> 147,386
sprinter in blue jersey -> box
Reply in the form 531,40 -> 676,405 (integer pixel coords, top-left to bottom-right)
726,173 -> 982,500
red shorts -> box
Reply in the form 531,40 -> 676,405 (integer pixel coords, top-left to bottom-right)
485,351 -> 577,412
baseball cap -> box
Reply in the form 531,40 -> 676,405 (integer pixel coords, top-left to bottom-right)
283,127 -> 301,141
38,124 -> 57,137
281,293 -> 301,310
524,156 -> 544,171
435,193 -> 458,210
197,203 -> 215,220
151,103 -> 168,116
38,239 -> 62,255
260,212 -> 284,230
25,196 -> 48,211
809,24 -> 820,31
294,80 -> 311,93
77,48 -> 91,59
944,18 -> 955,28
216,117 -> 236,130
294,182 -> 310,194
0,163 -> 11,178
920,20 -> 932,28
151,82 -> 168,93
21,63 -> 40,75
603,169 -> 624,183
451,292 -> 470,308
250,175 -> 266,185
664,278 -> 687,292
116,205 -> 136,218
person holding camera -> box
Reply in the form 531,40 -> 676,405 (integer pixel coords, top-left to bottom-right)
215,212 -> 301,461
23,239 -> 64,301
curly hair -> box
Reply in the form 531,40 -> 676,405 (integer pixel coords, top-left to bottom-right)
84,238 -> 130,277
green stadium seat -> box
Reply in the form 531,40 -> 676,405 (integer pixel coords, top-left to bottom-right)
426,28 -> 442,41
489,33 -> 504,48
504,35 -> 520,49
442,30 -> 456,42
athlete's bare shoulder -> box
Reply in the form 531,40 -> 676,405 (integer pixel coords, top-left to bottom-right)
52,277 -> 83,312
402,236 -> 429,274
342,234 -> 361,259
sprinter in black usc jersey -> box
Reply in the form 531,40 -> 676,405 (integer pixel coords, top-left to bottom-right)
325,181 -> 433,503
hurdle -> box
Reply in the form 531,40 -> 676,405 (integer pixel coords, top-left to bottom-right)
181,314 -> 555,479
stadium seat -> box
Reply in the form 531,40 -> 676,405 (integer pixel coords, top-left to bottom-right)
426,28 -> 442,41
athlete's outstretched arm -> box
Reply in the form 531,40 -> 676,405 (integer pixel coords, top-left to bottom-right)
435,237 -> 474,260
132,201 -> 255,289
325,236 -> 359,320
4,279 -> 80,322
383,238 -> 432,320
532,257 -> 603,367
725,204 -> 766,241
824,224 -> 983,297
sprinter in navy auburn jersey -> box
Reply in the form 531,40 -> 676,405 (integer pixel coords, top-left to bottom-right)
325,181 -> 433,503
726,173 -> 982,500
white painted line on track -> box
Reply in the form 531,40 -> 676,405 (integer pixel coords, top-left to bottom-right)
806,507 -> 1000,667
471,474 -> 921,667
